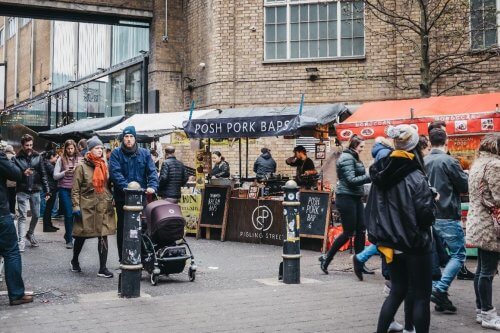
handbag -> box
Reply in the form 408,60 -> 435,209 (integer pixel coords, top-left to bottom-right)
478,162 -> 500,239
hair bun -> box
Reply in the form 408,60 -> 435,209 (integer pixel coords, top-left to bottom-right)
385,125 -> 401,139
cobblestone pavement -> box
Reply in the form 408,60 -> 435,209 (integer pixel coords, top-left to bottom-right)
0,219 -> 487,332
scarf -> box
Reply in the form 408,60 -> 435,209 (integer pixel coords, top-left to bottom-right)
86,153 -> 108,194
121,143 -> 138,155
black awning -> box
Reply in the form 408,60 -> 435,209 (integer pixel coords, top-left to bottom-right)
182,104 -> 351,139
38,116 -> 126,143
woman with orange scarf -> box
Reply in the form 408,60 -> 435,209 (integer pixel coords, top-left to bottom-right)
70,136 -> 116,278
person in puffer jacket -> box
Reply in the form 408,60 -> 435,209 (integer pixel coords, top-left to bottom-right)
366,125 -> 435,333
158,146 -> 188,203
319,135 -> 370,273
254,148 -> 277,179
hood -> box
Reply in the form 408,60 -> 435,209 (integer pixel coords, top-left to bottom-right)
370,151 -> 420,190
261,152 -> 272,159
16,149 -> 39,158
371,143 -> 392,159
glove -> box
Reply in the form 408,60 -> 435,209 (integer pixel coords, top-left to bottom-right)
146,187 -> 155,194
72,210 -> 81,218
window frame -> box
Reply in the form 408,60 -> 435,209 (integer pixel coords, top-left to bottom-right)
263,0 -> 366,63
7,17 -> 17,40
469,0 -> 500,50
20,17 -> 32,28
0,27 -> 4,47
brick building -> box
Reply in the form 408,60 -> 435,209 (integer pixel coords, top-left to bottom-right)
0,0 -> 498,178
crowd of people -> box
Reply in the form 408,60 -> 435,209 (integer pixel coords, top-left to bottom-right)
0,126 -> 190,305
319,121 -> 499,332
0,122 -> 499,332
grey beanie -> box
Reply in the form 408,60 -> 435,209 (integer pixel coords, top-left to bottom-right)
87,136 -> 103,151
385,125 -> 419,152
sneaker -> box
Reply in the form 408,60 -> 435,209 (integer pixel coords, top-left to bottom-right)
318,256 -> 328,275
9,294 -> 34,306
70,260 -> 82,273
481,308 -> 500,330
362,264 -> 375,275
43,226 -> 58,232
477,309 -> 483,324
97,268 -> 114,278
388,320 -> 403,332
352,255 -> 363,281
25,233 -> 39,247
66,241 -> 73,249
457,264 -> 475,280
403,329 -> 415,333
431,290 -> 457,313
18,241 -> 25,253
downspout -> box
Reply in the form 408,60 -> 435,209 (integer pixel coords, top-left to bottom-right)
163,0 -> 168,41
30,19 -> 34,98
14,18 -> 19,104
49,20 -> 54,91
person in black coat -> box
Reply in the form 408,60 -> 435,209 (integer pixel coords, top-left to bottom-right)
158,146 -> 188,203
254,148 -> 277,179
42,150 -> 60,232
211,151 -> 230,178
366,125 -> 436,333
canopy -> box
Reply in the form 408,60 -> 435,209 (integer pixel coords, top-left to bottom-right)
335,92 -> 500,140
182,104 -> 350,139
96,110 -> 214,142
38,116 -> 125,142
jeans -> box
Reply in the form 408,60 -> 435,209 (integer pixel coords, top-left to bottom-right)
376,253 -> 432,333
43,190 -> 58,229
474,249 -> 499,312
324,194 -> 365,266
356,244 -> 378,263
432,219 -> 466,293
58,188 -> 74,243
16,192 -> 41,243
0,214 -> 25,301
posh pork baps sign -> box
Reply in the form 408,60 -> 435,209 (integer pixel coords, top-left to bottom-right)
183,115 -> 298,139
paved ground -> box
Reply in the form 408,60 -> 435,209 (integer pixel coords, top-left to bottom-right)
0,218 -> 487,332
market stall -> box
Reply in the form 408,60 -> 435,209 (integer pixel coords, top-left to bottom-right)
335,92 -> 500,256
183,103 -> 350,248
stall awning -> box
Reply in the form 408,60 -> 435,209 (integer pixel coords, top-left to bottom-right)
96,111 -> 214,142
38,116 -> 126,142
335,92 -> 500,140
182,104 -> 351,139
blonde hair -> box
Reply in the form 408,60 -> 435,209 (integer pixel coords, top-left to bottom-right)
375,136 -> 393,148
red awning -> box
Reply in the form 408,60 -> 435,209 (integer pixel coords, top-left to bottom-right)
336,92 -> 500,140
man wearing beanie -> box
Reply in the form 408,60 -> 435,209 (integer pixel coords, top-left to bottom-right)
109,126 -> 158,262
366,124 -> 435,333
424,128 -> 468,314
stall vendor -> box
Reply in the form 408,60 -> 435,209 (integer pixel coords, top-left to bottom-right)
286,145 -> 317,188
254,147 -> 277,179
211,151 -> 230,178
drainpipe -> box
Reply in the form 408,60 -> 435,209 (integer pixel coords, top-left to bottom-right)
30,19 -> 34,98
163,0 -> 168,41
14,18 -> 19,104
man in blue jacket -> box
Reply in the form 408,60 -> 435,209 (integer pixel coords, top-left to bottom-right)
109,126 -> 158,262
425,128 -> 468,313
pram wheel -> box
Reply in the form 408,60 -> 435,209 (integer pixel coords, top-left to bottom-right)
151,274 -> 159,286
188,267 -> 196,282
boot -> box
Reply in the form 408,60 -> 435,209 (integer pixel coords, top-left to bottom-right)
457,264 -> 475,280
482,308 -> 500,330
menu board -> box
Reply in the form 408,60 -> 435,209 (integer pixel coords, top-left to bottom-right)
197,185 -> 231,241
299,190 -> 332,250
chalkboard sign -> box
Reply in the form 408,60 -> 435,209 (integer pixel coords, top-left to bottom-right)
197,185 -> 231,241
299,190 -> 332,252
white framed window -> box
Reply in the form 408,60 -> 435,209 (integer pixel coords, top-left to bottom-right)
470,0 -> 499,49
20,17 -> 31,28
264,0 -> 365,61
0,28 -> 4,47
7,17 -> 17,39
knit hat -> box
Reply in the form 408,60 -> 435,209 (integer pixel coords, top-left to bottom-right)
87,136 -> 103,151
385,125 -> 419,152
122,126 -> 136,139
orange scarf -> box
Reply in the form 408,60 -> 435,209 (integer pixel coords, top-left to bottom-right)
86,153 -> 108,194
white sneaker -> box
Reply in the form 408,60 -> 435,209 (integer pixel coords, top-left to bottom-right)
388,320 -> 403,332
403,329 -> 415,333
18,241 -> 25,253
477,309 -> 483,324
482,308 -> 500,330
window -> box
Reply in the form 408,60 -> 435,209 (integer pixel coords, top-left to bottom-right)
470,0 -> 499,49
264,0 -> 364,61
20,17 -> 31,28
7,17 -> 17,39
0,28 -> 4,47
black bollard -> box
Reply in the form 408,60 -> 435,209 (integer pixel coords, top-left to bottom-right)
281,180 -> 301,284
119,182 -> 144,298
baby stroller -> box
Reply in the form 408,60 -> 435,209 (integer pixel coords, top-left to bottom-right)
142,199 -> 197,286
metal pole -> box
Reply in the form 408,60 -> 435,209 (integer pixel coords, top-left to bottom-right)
119,181 -> 144,298
239,138 -> 242,177
281,180 -> 301,284
245,137 -> 249,179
